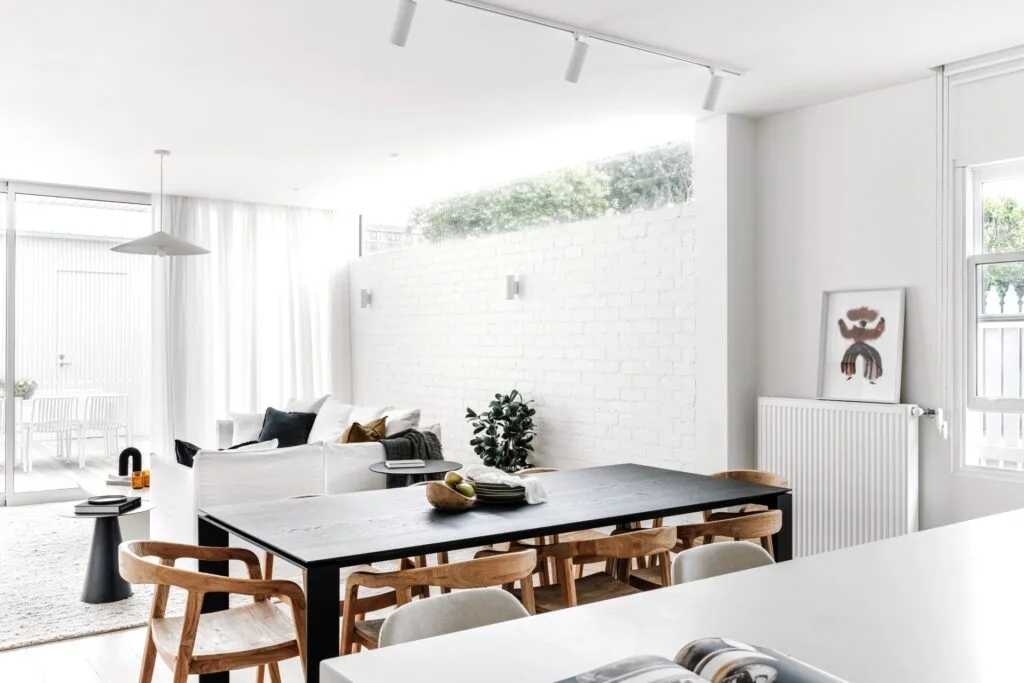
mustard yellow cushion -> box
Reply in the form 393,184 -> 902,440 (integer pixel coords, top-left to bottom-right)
340,417 -> 387,444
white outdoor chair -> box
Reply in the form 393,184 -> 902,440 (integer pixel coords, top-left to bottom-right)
78,394 -> 132,467
376,588 -> 531,648
671,541 -> 775,585
22,396 -> 78,472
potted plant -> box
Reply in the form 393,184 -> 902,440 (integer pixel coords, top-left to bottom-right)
0,378 -> 38,399
466,389 -> 536,473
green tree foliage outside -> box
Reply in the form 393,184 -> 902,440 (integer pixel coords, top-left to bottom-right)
408,142 -> 693,242
982,196 -> 1024,306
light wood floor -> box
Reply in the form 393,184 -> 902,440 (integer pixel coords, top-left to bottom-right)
0,626 -> 305,682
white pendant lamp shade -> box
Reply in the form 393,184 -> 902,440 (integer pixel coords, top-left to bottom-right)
111,230 -> 209,256
112,149 -> 209,257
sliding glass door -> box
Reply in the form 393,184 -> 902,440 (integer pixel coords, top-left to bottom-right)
1,184 -> 152,505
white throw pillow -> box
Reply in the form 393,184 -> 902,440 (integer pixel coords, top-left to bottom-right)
286,395 -> 330,414
421,423 -> 441,439
384,408 -> 422,436
308,396 -> 356,444
232,439 -> 279,452
349,405 -> 388,427
230,411 -> 266,444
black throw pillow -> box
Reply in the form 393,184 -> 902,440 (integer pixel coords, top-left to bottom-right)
174,439 -> 263,468
175,439 -> 201,468
258,407 -> 316,448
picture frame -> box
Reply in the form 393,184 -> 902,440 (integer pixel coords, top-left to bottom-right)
817,287 -> 906,404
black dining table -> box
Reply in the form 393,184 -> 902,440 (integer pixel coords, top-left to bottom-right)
196,463 -> 792,683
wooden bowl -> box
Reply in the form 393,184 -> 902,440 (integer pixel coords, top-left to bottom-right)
425,481 -> 476,511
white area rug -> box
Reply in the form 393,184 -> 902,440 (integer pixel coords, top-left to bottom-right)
0,502 -> 484,652
0,502 -> 188,651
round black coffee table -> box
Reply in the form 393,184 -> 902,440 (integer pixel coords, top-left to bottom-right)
368,461 -> 463,476
60,501 -> 154,604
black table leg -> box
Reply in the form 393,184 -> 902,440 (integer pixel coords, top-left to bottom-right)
198,517 -> 230,683
82,515 -> 132,604
305,565 -> 340,683
768,492 -> 793,562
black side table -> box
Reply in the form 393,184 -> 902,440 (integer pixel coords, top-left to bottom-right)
60,501 -> 154,604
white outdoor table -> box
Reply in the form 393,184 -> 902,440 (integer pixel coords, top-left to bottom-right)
323,507 -> 1024,682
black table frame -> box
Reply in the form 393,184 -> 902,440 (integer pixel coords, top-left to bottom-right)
197,465 -> 791,683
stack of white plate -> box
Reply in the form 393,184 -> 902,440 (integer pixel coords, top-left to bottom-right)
472,481 -> 527,505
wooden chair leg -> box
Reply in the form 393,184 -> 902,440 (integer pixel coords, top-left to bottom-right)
138,628 -> 158,683
267,663 -> 283,683
519,574 -> 536,615
438,552 -> 451,594
256,665 -> 265,683
762,534 -> 775,559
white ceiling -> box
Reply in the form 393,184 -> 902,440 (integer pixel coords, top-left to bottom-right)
0,0 -> 1022,212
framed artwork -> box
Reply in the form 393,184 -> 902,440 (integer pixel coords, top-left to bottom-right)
817,287 -> 906,403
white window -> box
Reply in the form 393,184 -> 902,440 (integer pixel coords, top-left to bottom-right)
965,160 -> 1024,470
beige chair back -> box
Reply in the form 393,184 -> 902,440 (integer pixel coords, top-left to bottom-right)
378,588 -> 530,648
671,540 -> 775,585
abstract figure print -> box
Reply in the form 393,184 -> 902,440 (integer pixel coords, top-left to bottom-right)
819,289 -> 905,403
838,306 -> 885,383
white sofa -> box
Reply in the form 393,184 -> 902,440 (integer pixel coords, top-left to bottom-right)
150,399 -> 434,546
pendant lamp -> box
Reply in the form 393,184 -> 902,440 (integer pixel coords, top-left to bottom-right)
111,150 -> 209,257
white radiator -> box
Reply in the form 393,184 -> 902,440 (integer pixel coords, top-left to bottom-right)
757,397 -> 919,558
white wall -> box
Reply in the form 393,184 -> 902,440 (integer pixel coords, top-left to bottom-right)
349,205 -> 701,472
755,78 -> 947,526
695,115 -> 758,471
756,75 -> 1024,528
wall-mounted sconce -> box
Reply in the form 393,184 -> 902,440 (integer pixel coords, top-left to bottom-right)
360,289 -> 372,308
505,274 -> 520,300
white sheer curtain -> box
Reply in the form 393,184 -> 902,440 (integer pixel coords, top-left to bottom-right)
151,196 -> 344,453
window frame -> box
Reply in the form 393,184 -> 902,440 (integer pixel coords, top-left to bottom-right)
966,161 -> 1024,414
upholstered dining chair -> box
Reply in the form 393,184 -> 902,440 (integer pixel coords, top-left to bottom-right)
119,540 -> 307,683
377,587 -> 530,648
341,549 -> 537,655
631,510 -> 783,590
671,540 -> 775,585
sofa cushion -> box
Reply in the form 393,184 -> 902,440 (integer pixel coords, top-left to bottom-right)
324,441 -> 387,494
286,395 -> 330,413
174,438 -> 279,468
229,411 -> 266,444
384,408 -> 421,436
307,396 -> 356,444
259,407 -> 317,447
341,417 -> 388,444
349,405 -> 388,426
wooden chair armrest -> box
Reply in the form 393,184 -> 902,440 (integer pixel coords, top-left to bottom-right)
130,540 -> 263,578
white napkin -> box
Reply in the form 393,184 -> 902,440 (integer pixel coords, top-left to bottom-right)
464,464 -> 548,505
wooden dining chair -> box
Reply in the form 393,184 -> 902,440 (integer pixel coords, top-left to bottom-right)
631,510 -> 783,590
340,549 -> 537,655
118,540 -> 307,683
492,527 -> 675,613
704,469 -> 789,520
646,469 -> 789,529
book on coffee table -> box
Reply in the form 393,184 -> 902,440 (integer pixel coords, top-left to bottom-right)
557,637 -> 845,682
74,496 -> 142,516
385,459 -> 426,469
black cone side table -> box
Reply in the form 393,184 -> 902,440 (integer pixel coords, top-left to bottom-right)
60,501 -> 154,604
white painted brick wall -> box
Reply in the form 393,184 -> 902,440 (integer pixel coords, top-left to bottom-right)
349,205 -> 697,471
